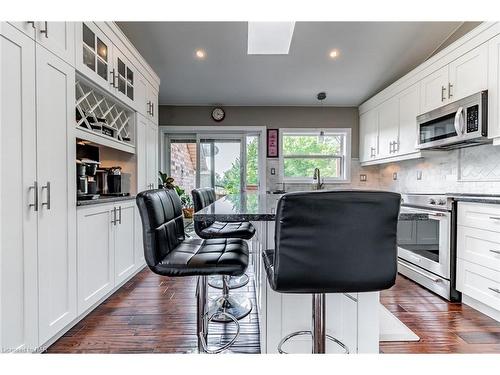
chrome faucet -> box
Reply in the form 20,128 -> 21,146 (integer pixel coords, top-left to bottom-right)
313,168 -> 324,190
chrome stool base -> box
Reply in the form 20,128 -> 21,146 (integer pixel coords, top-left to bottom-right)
196,275 -> 241,354
277,330 -> 349,354
209,294 -> 252,322
208,274 -> 249,289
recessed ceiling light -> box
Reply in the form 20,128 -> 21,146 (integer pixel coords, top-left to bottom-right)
195,49 -> 206,59
329,49 -> 339,59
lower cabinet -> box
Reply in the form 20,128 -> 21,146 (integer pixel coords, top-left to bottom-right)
457,202 -> 500,321
77,200 -> 137,314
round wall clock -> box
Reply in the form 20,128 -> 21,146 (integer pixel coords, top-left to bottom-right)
211,107 -> 225,122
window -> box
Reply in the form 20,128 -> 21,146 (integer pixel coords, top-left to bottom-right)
280,128 -> 351,182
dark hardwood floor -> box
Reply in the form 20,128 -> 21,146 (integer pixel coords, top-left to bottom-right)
380,275 -> 500,353
47,270 -> 500,354
46,269 -> 260,354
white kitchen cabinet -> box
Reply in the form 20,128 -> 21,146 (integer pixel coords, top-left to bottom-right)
76,22 -> 114,93
488,34 -> 500,140
359,109 -> 378,162
397,84 -> 420,155
377,97 -> 399,159
8,21 -> 36,39
77,200 -> 137,313
77,204 -> 114,313
457,202 -> 500,321
0,23 -> 38,353
114,201 -> 137,284
135,74 -> 149,117
147,85 -> 159,124
8,22 -> 75,66
448,43 -> 488,102
419,65 -> 449,113
36,45 -> 77,345
35,22 -> 75,66
146,122 -> 159,188
112,45 -> 136,108
136,116 -> 159,191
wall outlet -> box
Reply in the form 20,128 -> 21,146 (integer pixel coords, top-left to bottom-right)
392,172 -> 398,181
417,170 -> 422,180
270,167 -> 276,175
359,174 -> 367,182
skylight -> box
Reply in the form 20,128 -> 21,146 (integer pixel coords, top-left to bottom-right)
247,22 -> 296,55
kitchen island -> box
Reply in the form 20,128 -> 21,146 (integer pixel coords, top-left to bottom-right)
194,192 -> 380,354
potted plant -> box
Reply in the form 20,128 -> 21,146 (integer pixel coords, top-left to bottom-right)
158,172 -> 194,218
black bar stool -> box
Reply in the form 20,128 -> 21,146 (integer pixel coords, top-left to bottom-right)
263,190 -> 401,354
136,188 -> 250,353
192,188 -> 255,322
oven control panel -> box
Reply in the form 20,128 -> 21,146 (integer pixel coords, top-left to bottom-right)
466,105 -> 479,133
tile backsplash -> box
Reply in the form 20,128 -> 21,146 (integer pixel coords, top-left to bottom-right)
376,143 -> 500,194
267,143 -> 500,194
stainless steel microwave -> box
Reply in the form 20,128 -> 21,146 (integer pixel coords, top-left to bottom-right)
416,91 -> 489,150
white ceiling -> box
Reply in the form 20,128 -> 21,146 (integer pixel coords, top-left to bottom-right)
117,21 -> 463,106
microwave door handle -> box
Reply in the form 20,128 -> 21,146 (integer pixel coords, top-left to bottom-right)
454,106 -> 465,136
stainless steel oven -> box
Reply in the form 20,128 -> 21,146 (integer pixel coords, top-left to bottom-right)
397,194 -> 459,300
416,91 -> 489,150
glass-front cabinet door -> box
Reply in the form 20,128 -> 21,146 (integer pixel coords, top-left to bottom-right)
112,46 -> 135,107
76,22 -> 113,91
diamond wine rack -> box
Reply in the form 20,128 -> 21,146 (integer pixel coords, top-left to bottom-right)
75,77 -> 135,153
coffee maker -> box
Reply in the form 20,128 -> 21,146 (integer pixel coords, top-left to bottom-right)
76,159 -> 100,200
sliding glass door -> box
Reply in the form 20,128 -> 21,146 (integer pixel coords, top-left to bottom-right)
199,138 -> 243,196
166,133 -> 260,197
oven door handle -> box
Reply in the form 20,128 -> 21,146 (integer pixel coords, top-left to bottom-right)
398,260 -> 443,283
454,106 -> 465,136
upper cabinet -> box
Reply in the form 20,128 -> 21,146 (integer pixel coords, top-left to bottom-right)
488,35 -> 500,140
9,22 -> 75,66
421,44 -> 488,114
112,46 -> 136,107
359,23 -> 500,166
75,22 -> 160,124
449,43 -> 488,101
359,110 -> 378,163
76,22 -> 114,93
420,66 -> 449,113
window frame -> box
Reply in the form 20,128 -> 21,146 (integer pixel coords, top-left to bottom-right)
279,128 -> 351,184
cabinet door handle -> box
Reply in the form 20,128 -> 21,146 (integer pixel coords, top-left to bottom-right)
40,21 -> 48,38
448,82 -> 453,99
41,182 -> 51,210
489,249 -> 500,255
27,21 -> 36,29
489,216 -> 500,221
151,102 -> 154,117
111,207 -> 116,225
29,181 -> 39,211
488,287 -> 500,294
441,86 -> 446,102
110,69 -> 116,87
118,206 -> 122,224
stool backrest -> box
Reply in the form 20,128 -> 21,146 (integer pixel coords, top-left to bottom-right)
270,190 -> 401,293
192,188 -> 217,233
136,189 -> 185,267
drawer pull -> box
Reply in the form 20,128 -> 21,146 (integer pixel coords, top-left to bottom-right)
490,250 -> 500,255
488,287 -> 500,294
489,216 -> 500,221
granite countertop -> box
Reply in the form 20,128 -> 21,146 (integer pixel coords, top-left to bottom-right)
77,195 -> 136,207
194,192 -> 280,222
194,192 -> 422,222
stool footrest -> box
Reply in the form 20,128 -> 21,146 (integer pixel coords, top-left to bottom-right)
277,330 -> 349,354
199,311 -> 240,354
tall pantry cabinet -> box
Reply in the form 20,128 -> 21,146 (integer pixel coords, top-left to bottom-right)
0,23 -> 76,351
